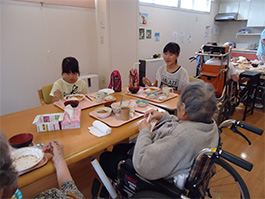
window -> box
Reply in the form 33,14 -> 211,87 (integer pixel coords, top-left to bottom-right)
139,0 -> 211,12
181,0 -> 211,12
140,0 -> 178,8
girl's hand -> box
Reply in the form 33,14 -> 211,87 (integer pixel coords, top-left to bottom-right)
142,77 -> 152,87
53,89 -> 62,101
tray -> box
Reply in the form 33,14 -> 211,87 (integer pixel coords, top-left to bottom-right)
125,87 -> 179,103
89,111 -> 143,127
54,93 -> 115,110
18,154 -> 48,176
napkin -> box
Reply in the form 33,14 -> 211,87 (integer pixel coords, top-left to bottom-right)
88,120 -> 112,137
64,105 -> 75,119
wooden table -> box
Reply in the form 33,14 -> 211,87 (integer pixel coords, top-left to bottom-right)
0,93 -> 143,188
121,87 -> 180,113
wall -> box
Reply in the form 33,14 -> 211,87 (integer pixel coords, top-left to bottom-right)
0,0 -> 98,115
95,0 -> 138,89
138,3 -> 219,77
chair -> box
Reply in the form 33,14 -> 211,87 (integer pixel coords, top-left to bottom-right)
239,71 -> 261,120
38,83 -> 53,105
189,76 -> 204,82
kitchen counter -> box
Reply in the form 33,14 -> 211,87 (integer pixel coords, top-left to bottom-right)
231,48 -> 258,60
232,48 -> 257,54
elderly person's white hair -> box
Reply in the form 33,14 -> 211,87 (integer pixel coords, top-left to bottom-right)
177,81 -> 217,123
0,131 -> 18,198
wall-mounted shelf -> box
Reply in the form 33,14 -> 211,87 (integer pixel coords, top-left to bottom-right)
236,33 -> 261,36
236,33 -> 261,39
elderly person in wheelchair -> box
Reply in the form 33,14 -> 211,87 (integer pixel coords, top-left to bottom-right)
95,82 -> 219,198
133,81 -> 219,185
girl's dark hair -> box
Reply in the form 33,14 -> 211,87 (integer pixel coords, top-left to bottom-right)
163,42 -> 180,55
61,57 -> 80,76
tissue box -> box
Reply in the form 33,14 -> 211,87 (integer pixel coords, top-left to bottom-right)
33,113 -> 64,132
61,107 -> 81,130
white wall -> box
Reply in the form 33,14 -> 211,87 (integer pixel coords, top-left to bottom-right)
138,3 -> 219,77
0,0 -> 97,115
95,0 -> 138,89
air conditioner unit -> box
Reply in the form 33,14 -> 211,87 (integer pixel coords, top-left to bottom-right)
79,74 -> 99,93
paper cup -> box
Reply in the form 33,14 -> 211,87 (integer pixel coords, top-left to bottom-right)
121,107 -> 130,120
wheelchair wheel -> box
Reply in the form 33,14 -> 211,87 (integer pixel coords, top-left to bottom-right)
218,99 -> 231,125
206,158 -> 250,199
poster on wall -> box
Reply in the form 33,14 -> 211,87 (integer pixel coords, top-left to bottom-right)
187,32 -> 192,43
139,28 -> 145,40
155,33 -> 160,42
139,13 -> 148,25
180,32 -> 185,43
146,29 -> 152,39
205,25 -> 211,39
173,32 -> 178,43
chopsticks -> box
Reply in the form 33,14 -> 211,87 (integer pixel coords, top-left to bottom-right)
86,95 -> 93,101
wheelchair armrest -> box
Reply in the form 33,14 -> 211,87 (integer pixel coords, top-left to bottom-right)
120,159 -> 183,198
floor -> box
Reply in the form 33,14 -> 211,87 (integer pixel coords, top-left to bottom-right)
21,104 -> 264,198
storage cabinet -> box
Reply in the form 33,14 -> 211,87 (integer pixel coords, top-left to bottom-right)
247,0 -> 265,27
218,1 -> 250,20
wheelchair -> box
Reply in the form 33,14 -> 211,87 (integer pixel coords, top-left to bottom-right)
190,44 -> 240,124
92,120 -> 263,199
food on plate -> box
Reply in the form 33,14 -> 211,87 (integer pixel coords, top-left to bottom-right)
95,107 -> 112,118
11,147 -> 44,172
144,87 -> 160,93
64,94 -> 85,101
13,154 -> 40,171
97,109 -> 109,114
111,100 -> 131,116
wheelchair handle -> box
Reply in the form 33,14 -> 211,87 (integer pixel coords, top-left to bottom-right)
236,121 -> 263,136
219,150 -> 253,172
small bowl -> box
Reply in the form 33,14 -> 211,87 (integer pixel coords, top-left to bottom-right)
64,100 -> 79,108
104,95 -> 116,101
9,133 -> 33,148
251,63 -> 259,68
147,93 -> 158,99
95,107 -> 112,118
129,87 -> 140,94
136,100 -> 149,107
144,87 -> 160,93
158,95 -> 167,101
111,100 -> 131,116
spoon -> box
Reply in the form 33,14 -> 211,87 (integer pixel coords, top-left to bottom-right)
120,95 -> 124,107
36,143 -> 45,148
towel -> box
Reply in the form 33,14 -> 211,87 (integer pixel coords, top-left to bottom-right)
88,120 -> 112,137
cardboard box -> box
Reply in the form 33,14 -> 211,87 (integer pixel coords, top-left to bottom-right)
33,113 -> 64,132
61,107 -> 81,130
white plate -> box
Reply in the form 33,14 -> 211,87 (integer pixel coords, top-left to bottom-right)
98,88 -> 115,95
11,147 -> 44,172
104,95 -> 116,101
64,94 -> 85,101
144,87 -> 160,93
